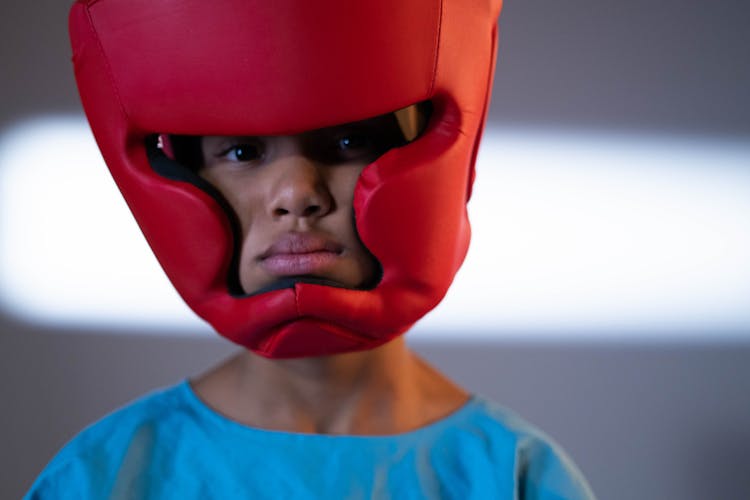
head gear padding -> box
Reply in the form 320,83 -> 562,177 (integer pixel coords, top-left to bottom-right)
69,0 -> 503,357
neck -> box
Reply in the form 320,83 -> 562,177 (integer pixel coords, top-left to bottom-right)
192,337 -> 468,435
247,338 -> 413,409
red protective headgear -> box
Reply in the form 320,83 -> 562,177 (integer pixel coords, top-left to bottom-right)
68,0 -> 503,358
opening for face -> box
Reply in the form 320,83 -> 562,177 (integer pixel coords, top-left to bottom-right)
157,102 -> 432,296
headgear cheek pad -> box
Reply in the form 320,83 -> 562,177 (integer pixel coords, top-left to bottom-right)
68,0 -> 503,358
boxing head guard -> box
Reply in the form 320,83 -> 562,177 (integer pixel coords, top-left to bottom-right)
68,0 -> 503,357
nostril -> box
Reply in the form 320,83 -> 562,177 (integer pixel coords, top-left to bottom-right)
302,205 -> 321,217
273,207 -> 290,217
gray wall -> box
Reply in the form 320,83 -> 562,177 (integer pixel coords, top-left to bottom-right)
2,1 -> 749,499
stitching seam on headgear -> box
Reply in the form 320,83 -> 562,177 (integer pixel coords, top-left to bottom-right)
465,22 -> 498,201
428,0 -> 444,96
84,3 -> 130,122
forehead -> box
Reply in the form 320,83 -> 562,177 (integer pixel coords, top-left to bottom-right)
72,0 -> 441,136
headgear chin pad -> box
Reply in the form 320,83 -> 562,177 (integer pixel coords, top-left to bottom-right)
68,0 -> 503,358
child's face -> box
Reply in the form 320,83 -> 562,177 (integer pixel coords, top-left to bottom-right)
198,115 -> 402,294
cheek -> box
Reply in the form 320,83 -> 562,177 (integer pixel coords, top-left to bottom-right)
205,175 -> 261,234
233,200 -> 257,240
331,165 -> 366,206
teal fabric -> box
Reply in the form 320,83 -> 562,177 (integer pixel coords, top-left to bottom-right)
26,382 -> 595,499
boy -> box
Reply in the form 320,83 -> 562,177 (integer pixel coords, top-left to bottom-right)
26,0 -> 595,498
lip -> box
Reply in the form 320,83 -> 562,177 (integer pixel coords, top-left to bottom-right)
259,233 -> 343,276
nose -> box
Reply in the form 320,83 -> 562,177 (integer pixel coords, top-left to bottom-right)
267,155 -> 333,220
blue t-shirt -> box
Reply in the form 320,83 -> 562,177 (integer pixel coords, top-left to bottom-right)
25,381 -> 594,499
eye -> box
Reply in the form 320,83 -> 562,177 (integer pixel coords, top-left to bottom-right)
220,142 -> 264,163
332,131 -> 383,162
337,134 -> 371,152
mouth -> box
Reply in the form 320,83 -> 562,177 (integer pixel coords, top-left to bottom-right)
258,232 -> 344,277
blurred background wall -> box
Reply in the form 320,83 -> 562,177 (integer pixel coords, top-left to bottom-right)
1,1 -> 749,499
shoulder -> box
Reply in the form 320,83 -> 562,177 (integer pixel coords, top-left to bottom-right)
452,396 -> 597,500
24,382 -> 192,500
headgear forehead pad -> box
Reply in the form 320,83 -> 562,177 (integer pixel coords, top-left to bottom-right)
69,0 -> 503,357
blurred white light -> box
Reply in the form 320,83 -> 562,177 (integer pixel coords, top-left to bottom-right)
1,116 -> 749,340
0,116 -> 210,334
417,127 -> 750,340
